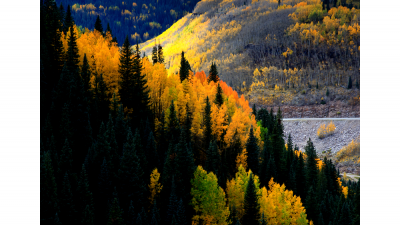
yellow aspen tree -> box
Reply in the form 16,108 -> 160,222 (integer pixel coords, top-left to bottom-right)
211,103 -> 228,142
148,168 -> 163,205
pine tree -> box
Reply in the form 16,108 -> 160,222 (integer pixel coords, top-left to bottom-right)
252,103 -> 257,117
296,152 -> 306,199
204,96 -> 212,149
40,151 -> 59,223
305,138 -> 318,192
152,43 -> 158,64
157,42 -> 164,63
246,126 -> 260,175
214,83 -> 224,107
205,141 -> 220,177
259,137 -> 272,187
166,178 -> 179,224
176,198 -> 187,224
97,73 -> 111,122
76,164 -> 95,224
242,173 -> 260,225
118,36 -> 134,109
106,23 -> 118,44
326,88 -> 329,96
179,51 -> 189,82
81,54 -> 91,98
118,128 -> 146,210
97,158 -> 112,223
146,131 -> 158,173
63,5 -> 74,35
347,76 -> 352,89
94,15 -> 103,35
208,62 -> 219,83
66,26 -> 80,75
58,138 -> 73,177
305,186 -> 318,223
107,198 -> 124,225
150,200 -> 161,225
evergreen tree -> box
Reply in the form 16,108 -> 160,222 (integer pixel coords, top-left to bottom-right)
179,51 -> 189,82
66,26 -> 80,75
150,200 -> 161,225
76,164 -> 95,224
214,83 -> 224,107
152,44 -> 158,64
242,173 -> 260,225
40,151 -> 59,223
63,5 -> 74,35
176,198 -> 187,224
82,204 -> 95,225
81,54 -> 91,98
118,36 -> 134,109
208,62 -> 219,83
157,43 -> 164,64
97,73 -> 111,122
166,178 -> 179,224
296,152 -> 306,199
305,138 -> 318,192
94,15 -> 104,35
106,23 -> 118,44
355,79 -> 359,89
97,158 -> 112,224
146,131 -> 158,173
203,96 -> 212,149
246,126 -> 260,174
132,42 -> 151,125
259,137 -> 272,187
118,128 -> 146,211
326,88 -> 329,96
107,198 -> 124,225
205,141 -> 221,177
347,76 -> 353,89
58,3 -> 65,30
305,186 -> 318,223
59,103 -> 73,150
252,103 -> 257,117
58,138 -> 73,177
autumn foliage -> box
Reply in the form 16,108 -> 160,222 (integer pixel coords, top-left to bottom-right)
317,121 -> 336,138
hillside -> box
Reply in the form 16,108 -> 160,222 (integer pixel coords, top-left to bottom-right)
140,0 -> 360,108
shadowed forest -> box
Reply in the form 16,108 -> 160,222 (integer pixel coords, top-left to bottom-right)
41,0 -> 360,224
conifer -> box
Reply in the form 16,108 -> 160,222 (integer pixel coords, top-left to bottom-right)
157,42 -> 164,63
305,138 -> 318,191
63,5 -> 74,35
204,96 -> 212,149
94,15 -> 103,35
205,141 -> 220,176
168,100 -> 179,141
179,51 -> 189,82
41,151 -> 59,223
58,138 -> 72,176
166,178 -> 179,224
208,62 -> 219,83
214,83 -> 224,107
246,126 -> 260,174
107,198 -> 124,225
76,164 -> 95,223
259,137 -> 272,187
305,186 -> 318,223
347,76 -> 352,89
81,54 -> 91,97
326,88 -> 330,96
118,36 -> 134,109
252,103 -> 257,117
66,26 -> 80,75
242,173 -> 260,225
152,44 -> 158,65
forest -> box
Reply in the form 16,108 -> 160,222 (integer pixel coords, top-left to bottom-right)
41,0 -> 360,224
54,0 -> 201,45
140,0 -> 360,106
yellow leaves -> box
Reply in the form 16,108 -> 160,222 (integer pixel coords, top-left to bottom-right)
148,168 -> 163,205
235,149 -> 248,171
317,121 -> 336,138
211,103 -> 228,142
336,139 -> 360,164
259,178 -> 308,225
337,177 -> 348,198
253,68 -> 261,77
282,47 -> 293,58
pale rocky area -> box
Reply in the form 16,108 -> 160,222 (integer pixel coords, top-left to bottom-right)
282,120 -> 360,154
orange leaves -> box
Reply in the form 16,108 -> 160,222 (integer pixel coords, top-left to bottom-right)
317,121 -> 336,139
211,103 -> 228,142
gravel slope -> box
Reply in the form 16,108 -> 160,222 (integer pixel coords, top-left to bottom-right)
282,120 -> 360,154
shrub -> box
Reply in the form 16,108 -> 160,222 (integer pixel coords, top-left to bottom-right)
320,97 -> 326,104
336,139 -> 360,164
317,121 -> 336,138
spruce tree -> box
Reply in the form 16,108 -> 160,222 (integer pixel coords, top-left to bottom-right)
179,51 -> 189,82
203,96 -> 212,149
296,152 -> 306,198
205,141 -> 220,176
166,178 -> 179,224
94,15 -> 103,35
118,36 -> 134,109
58,138 -> 73,177
208,62 -> 219,83
252,103 -> 257,117
259,137 -> 272,187
76,164 -> 95,224
305,138 -> 318,192
81,54 -> 91,97
106,23 -> 118,44
326,88 -> 330,96
157,43 -> 164,63
146,131 -> 158,173
63,5 -> 74,35
41,151 -> 59,223
214,83 -> 224,107
168,100 -> 179,141
246,126 -> 260,174
66,26 -> 80,75
242,173 -> 260,225
97,158 -> 112,223
60,172 -> 76,224
152,44 -> 158,64
305,186 -> 318,223
347,76 -> 352,89
107,198 -> 124,225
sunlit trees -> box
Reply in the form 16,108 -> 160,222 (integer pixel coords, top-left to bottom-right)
190,166 -> 229,225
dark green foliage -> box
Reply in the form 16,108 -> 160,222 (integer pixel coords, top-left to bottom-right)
97,158 -> 112,223
59,138 -> 73,176
318,212 -> 325,225
229,205 -> 239,225
146,131 -> 159,172
81,54 -> 91,97
40,151 -> 59,223
355,79 -> 359,89
205,141 -> 221,177
347,76 -> 352,89
214,83 -> 224,107
203,96 -> 212,149
66,26 -> 80,75
166,178 -> 178,225
152,45 -> 158,64
157,43 -> 164,64
94,15 -> 103,34
252,104 -> 257,117
96,73 -> 111,122
76,164 -> 95,224
63,5 -> 74,35
168,101 -> 179,141
316,82 -> 319,89
338,202 -> 352,225
176,198 -> 186,224
150,200 -> 161,225
83,204 -> 95,225
106,23 -> 118,44
326,88 -> 330,96
179,51 -> 189,82
60,103 -> 73,147
246,126 -> 260,174
118,36 -> 134,109
305,138 -> 318,191
242,173 -> 260,225
259,137 -> 272,187
208,62 -> 219,83
107,198 -> 124,225
296,152 -> 306,198
118,128 -> 146,211
305,186 -> 318,223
